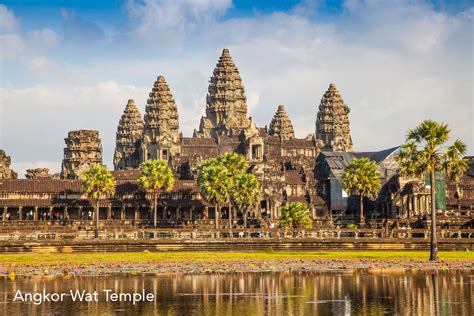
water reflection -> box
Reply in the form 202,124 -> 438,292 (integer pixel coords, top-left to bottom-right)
1,271 -> 472,315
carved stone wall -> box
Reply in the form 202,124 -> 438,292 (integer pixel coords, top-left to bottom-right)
61,130 -> 103,179
269,105 -> 295,141
114,99 -> 144,170
0,149 -> 17,179
25,168 -> 52,179
315,83 -> 353,152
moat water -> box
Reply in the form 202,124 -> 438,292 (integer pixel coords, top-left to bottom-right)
1,271 -> 472,315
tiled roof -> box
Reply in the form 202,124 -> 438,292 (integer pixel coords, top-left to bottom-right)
0,179 -> 81,193
282,139 -> 314,148
284,170 -> 304,184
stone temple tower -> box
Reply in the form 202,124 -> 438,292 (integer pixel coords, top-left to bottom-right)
140,75 -> 180,162
61,130 -> 103,179
196,48 -> 254,138
269,105 -> 295,140
315,83 -> 353,152
114,99 -> 144,170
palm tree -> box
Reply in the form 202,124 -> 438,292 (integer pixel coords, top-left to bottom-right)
138,160 -> 174,228
397,120 -> 468,261
82,165 -> 116,238
341,157 -> 381,227
197,158 -> 230,230
197,153 -> 260,231
232,172 -> 261,227
217,153 -> 250,227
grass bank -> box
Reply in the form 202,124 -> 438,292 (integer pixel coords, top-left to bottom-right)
1,251 -> 473,266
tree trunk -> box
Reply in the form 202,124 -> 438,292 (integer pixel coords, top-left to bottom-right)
228,202 -> 232,238
153,192 -> 158,228
359,194 -> 365,227
429,171 -> 438,261
215,204 -> 219,229
95,200 -> 99,239
243,208 -> 247,228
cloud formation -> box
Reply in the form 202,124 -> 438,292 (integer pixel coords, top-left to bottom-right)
1,1 -> 472,178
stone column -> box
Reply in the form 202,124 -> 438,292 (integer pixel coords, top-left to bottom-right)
18,207 -> 23,221
34,207 -> 38,220
413,195 -> 419,213
78,206 -> 83,220
134,207 -> 139,221
64,206 -> 69,220
121,206 -> 125,220
107,205 -> 112,220
163,206 -> 167,220
3,207 -> 7,221
48,206 -> 53,220
204,206 -> 208,220
175,207 -> 180,220
190,206 -> 194,220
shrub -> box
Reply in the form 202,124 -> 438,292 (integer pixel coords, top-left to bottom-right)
279,202 -> 313,228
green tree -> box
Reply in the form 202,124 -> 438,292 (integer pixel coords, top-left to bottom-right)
341,157 -> 381,227
197,158 -> 230,229
397,120 -> 468,261
138,160 -> 174,228
82,165 -> 116,238
279,202 -> 313,228
197,153 -> 261,230
232,172 -> 261,227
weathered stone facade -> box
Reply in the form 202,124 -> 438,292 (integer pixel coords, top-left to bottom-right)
315,83 -> 353,152
0,149 -> 17,179
2,47 -> 470,228
140,76 -> 180,162
269,105 -> 295,140
61,130 -> 103,179
25,168 -> 59,179
114,99 -> 144,170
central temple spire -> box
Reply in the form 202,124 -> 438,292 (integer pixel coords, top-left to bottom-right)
315,83 -> 353,151
195,48 -> 253,138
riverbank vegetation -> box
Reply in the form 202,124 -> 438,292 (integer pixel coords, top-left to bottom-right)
1,251 -> 472,266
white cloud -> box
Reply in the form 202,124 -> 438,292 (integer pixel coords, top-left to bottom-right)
0,4 -> 18,34
1,0 -> 473,172
125,0 -> 232,50
0,5 -> 58,62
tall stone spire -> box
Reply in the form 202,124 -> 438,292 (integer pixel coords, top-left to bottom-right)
196,48 -> 254,138
269,105 -> 295,140
315,83 -> 353,151
0,149 -> 17,179
114,99 -> 144,170
141,75 -> 180,161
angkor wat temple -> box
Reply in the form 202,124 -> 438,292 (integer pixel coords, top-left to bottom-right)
0,49 -> 472,227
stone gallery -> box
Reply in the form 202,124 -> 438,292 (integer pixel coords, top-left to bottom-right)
0,49 -> 472,225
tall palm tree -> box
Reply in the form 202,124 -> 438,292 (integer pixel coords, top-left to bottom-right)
82,165 -> 116,238
197,158 -> 230,230
397,120 -> 468,261
197,153 -> 260,231
138,160 -> 174,228
341,157 -> 381,227
232,172 -> 261,227
217,153 -> 250,227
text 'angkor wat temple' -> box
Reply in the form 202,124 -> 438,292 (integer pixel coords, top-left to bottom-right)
0,49 -> 472,225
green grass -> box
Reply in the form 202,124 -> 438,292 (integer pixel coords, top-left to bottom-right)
0,251 -> 473,266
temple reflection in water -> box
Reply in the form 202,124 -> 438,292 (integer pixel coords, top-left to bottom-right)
1,271 -> 472,315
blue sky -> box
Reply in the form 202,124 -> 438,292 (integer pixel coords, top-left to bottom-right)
0,0 -> 473,177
